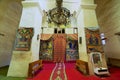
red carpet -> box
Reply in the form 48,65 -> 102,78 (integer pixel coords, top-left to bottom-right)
50,63 -> 67,80
27,62 -> 120,80
27,62 -> 55,80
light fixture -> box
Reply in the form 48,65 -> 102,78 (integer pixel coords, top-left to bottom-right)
48,0 -> 70,25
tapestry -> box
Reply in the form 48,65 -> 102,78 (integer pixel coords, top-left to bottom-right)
85,28 -> 103,53
40,40 -> 53,60
66,34 -> 79,61
14,28 -> 34,51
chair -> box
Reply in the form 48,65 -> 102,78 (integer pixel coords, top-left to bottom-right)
90,52 -> 109,76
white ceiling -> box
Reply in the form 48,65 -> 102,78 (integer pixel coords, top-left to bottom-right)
26,0 -> 81,14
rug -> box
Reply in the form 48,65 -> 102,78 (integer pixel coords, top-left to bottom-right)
50,63 -> 67,80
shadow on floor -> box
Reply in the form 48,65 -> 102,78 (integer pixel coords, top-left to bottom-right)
0,66 -> 25,80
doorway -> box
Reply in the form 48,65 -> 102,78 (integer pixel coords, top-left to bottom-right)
53,34 -> 66,62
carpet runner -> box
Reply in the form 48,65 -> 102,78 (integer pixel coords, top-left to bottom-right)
50,63 -> 67,80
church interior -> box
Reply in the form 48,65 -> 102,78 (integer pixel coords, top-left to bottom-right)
0,0 -> 120,80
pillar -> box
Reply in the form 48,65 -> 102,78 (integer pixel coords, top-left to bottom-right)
7,1 -> 43,77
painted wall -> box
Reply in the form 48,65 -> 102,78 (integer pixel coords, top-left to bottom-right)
0,0 -> 22,67
95,0 -> 120,59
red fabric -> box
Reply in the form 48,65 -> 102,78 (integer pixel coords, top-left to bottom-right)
67,34 -> 78,40
40,34 -> 53,40
53,34 -> 66,62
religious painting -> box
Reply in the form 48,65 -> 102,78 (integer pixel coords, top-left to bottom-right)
85,28 -> 101,46
91,52 -> 102,67
85,28 -> 103,53
66,35 -> 79,61
87,46 -> 103,53
93,53 -> 101,64
14,28 -> 34,51
40,40 -> 53,60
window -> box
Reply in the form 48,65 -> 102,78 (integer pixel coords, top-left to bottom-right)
74,28 -> 78,34
54,28 -> 65,34
54,28 -> 57,33
62,29 -> 65,33
100,33 -> 106,45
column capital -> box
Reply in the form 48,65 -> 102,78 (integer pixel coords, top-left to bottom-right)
22,1 -> 43,15
81,4 -> 97,10
22,1 -> 39,7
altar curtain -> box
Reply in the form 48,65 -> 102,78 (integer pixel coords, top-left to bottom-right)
53,34 -> 67,40
40,34 -> 53,40
40,34 -> 78,40
67,34 -> 78,40
53,34 -> 66,62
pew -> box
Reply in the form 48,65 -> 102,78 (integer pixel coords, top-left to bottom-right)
76,59 -> 89,75
28,60 -> 43,77
108,57 -> 120,67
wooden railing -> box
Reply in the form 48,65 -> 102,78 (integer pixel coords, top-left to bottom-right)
28,60 -> 43,77
76,60 -> 89,75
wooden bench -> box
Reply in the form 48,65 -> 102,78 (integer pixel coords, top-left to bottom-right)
28,60 -> 43,77
76,60 -> 89,75
108,57 -> 120,67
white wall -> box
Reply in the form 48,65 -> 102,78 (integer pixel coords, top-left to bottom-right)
104,27 -> 120,58
83,9 -> 98,27
43,28 -> 54,34
95,0 -> 120,60
66,28 -> 74,34
76,0 -> 98,62
19,1 -> 42,61
7,1 -> 43,77
81,0 -> 94,4
77,10 -> 88,61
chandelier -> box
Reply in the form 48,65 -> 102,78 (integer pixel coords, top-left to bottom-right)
48,0 -> 70,25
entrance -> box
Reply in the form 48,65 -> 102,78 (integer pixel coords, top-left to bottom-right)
53,34 -> 66,62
